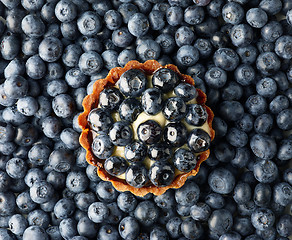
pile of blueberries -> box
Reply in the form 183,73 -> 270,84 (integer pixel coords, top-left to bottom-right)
0,0 -> 291,239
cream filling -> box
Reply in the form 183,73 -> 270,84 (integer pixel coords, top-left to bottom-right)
96,74 -> 211,180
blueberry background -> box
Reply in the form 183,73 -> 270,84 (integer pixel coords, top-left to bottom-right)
0,0 -> 292,239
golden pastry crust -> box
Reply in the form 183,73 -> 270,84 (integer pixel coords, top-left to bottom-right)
78,60 -> 215,197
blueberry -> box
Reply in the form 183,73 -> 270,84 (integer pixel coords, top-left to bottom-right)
174,83 -> 198,102
277,139 -> 292,161
118,3 -> 139,24
96,181 -> 118,202
148,143 -> 172,162
256,51 -> 281,76
250,134 -> 277,160
3,75 -> 28,100
128,13 -> 149,37
253,183 -> 272,207
99,87 -> 124,110
136,39 -> 161,62
29,180 -> 54,204
137,120 -> 162,145
23,226 -> 49,240
125,163 -> 149,188
276,109 -> 292,131
21,14 -> 46,38
112,27 -> 134,48
163,97 -> 187,122
222,2 -> 244,25
39,37 -> 63,62
124,141 -> 147,163
251,208 -> 275,231
6,157 -> 27,179
59,218 -> 78,240
273,182 -> 292,207
27,209 -> 50,229
152,68 -> 179,93
141,88 -> 163,115
190,202 -> 211,221
82,37 -> 103,53
246,8 -> 268,28
16,191 -> 37,214
104,10 -> 122,30
109,121 -> 133,146
276,214 -> 292,237
8,214 -> 28,236
173,148 -> 197,173
205,192 -> 225,209
97,224 -> 120,240
134,200 -> 159,226
78,51 -> 103,76
213,48 -> 240,71
119,216 -> 140,240
88,108 -> 114,134
181,218 -> 203,240
118,69 -> 147,97
163,122 -> 188,147
55,0 -> 77,22
208,209 -> 233,236
259,0 -> 282,15
219,232 -> 241,240
187,128 -> 211,153
49,149 -> 74,172
77,216 -> 98,239
166,6 -> 183,26
117,49 -> 137,67
117,192 -> 137,213
208,168 -> 235,194
149,161 -> 175,187
104,156 -> 128,177
88,202 -> 109,223
233,182 -> 252,204
176,45 -> 199,67
185,104 -> 208,126
175,180 -> 200,206
245,94 -> 267,116
261,21 -> 283,43
253,159 -> 278,183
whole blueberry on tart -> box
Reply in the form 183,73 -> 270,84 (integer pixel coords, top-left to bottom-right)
78,60 -> 214,196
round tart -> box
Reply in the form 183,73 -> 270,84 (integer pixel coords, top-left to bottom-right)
78,60 -> 215,197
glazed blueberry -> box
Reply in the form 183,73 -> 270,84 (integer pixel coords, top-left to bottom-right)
118,69 -> 147,97
181,218 -> 203,239
163,97 -> 187,122
187,129 -> 211,153
152,68 -> 179,93
251,208 -> 275,231
109,121 -> 133,146
137,120 -> 162,145
99,87 -> 124,110
148,143 -> 172,162
119,216 -> 140,240
91,134 -> 114,159
163,122 -> 187,147
124,141 -> 147,163
119,98 -> 142,122
174,83 -> 197,101
88,108 -> 114,134
134,200 -> 159,226
185,104 -> 208,126
173,148 -> 197,172
125,163 -> 149,188
104,156 -> 128,176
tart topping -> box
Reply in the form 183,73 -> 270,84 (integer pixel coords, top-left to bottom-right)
88,67 -> 212,189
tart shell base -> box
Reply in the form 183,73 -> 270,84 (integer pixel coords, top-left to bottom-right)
79,60 -> 215,197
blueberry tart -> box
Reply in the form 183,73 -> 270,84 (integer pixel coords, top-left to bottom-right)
79,60 -> 215,196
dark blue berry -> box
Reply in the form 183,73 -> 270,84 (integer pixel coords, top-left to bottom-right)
125,163 -> 149,188
149,161 -> 175,187
141,88 -> 163,115
187,128 -> 211,153
88,108 -> 114,134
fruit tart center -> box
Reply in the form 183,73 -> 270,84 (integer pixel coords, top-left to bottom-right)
87,68 -> 212,188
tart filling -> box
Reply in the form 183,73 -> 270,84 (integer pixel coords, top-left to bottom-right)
79,60 -> 215,196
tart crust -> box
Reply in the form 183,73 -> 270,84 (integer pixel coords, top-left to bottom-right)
78,60 -> 215,197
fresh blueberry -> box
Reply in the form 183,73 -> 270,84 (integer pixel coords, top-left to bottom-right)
208,168 -> 235,194
104,10 -> 122,30
96,181 -> 118,202
59,218 -> 78,240
23,226 -> 49,240
276,109 -> 292,131
128,13 -> 149,37
222,2 -> 244,25
8,214 -> 28,236
213,48 -> 240,71
250,134 -> 277,160
117,49 -> 137,67
190,202 -> 211,221
117,192 -> 137,213
97,224 -> 120,240
273,182 -> 292,207
208,209 -> 233,236
176,45 -> 199,67
87,202 -> 109,223
253,159 -> 278,183
136,39 -> 161,62
112,27 -> 134,48
181,218 -> 203,240
134,200 -> 159,227
54,0 -> 77,22
78,51 -> 103,76
77,216 -> 98,239
251,208 -> 275,231
119,216 -> 140,240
